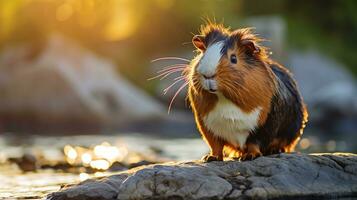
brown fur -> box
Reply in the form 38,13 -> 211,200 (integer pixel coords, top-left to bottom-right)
242,143 -> 263,160
188,24 -> 307,161
189,26 -> 276,160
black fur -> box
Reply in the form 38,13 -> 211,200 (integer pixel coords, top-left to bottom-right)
220,35 -> 261,66
220,36 -> 235,55
204,30 -> 227,47
246,63 -> 307,154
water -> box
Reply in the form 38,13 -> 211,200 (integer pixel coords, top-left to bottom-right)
0,131 -> 353,199
0,133 -> 208,199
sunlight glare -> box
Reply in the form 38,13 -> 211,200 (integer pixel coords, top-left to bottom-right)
79,173 -> 90,181
103,9 -> 137,41
81,153 -> 92,165
64,145 -> 77,164
90,159 -> 110,170
94,142 -> 122,162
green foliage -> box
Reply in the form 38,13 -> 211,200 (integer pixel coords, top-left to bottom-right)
0,0 -> 356,89
241,0 -> 357,75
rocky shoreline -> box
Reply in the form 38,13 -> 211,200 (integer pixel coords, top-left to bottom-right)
47,153 -> 357,200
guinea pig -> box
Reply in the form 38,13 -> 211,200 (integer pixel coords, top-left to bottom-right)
187,24 -> 308,161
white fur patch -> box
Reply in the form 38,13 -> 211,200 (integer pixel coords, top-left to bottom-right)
203,95 -> 261,148
197,41 -> 224,78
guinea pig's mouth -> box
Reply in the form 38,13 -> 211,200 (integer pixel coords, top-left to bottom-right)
201,78 -> 218,93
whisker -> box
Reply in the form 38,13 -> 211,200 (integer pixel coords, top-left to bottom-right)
158,64 -> 187,71
158,68 -> 185,75
174,75 -> 187,81
157,64 -> 187,73
182,41 -> 192,46
163,77 -> 186,95
148,56 -> 192,113
148,68 -> 184,80
151,57 -> 190,63
190,77 -> 202,94
159,69 -> 185,80
168,82 -> 189,114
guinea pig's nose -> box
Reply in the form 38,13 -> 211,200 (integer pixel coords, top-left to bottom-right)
202,74 -> 216,79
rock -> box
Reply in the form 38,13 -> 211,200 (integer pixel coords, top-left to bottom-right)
0,34 -> 163,132
47,153 -> 357,200
128,160 -> 156,169
9,153 -> 38,172
108,162 -> 128,172
289,50 -> 357,115
289,50 -> 357,151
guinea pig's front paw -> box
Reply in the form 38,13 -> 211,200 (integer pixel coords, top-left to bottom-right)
201,154 -> 222,162
241,144 -> 263,161
240,152 -> 262,161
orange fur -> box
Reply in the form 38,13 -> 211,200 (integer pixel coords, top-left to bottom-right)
188,24 -> 306,161
241,143 -> 263,160
217,45 -> 276,126
195,116 -> 224,160
188,25 -> 276,160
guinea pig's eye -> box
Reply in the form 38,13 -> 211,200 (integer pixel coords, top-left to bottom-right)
230,54 -> 237,64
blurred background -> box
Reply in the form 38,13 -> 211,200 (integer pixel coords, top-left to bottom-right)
0,0 -> 357,198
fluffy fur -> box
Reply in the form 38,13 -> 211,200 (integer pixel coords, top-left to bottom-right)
188,24 -> 308,161
203,94 -> 261,148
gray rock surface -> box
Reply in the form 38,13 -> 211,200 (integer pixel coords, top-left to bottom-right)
289,50 -> 357,115
47,153 -> 357,200
0,34 -> 163,131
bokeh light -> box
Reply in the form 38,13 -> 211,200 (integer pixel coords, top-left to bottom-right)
56,3 -> 74,22
90,159 -> 110,170
299,138 -> 311,150
64,145 -> 77,164
81,153 -> 92,165
62,142 -> 129,171
79,172 -> 90,181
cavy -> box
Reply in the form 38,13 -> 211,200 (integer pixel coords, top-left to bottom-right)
152,23 -> 308,161
187,24 -> 308,161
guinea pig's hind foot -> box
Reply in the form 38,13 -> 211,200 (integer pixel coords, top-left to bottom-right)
201,154 -> 223,162
241,143 -> 263,161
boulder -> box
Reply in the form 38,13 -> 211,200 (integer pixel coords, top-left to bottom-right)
289,50 -> 357,116
289,50 -> 357,145
47,153 -> 357,200
0,34 -> 163,131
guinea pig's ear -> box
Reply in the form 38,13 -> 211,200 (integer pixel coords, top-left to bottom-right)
241,39 -> 260,55
192,35 -> 206,51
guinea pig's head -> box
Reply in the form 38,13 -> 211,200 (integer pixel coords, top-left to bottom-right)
189,24 -> 276,114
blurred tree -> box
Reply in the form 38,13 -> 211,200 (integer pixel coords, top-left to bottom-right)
0,0 -> 356,93
241,0 -> 357,75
